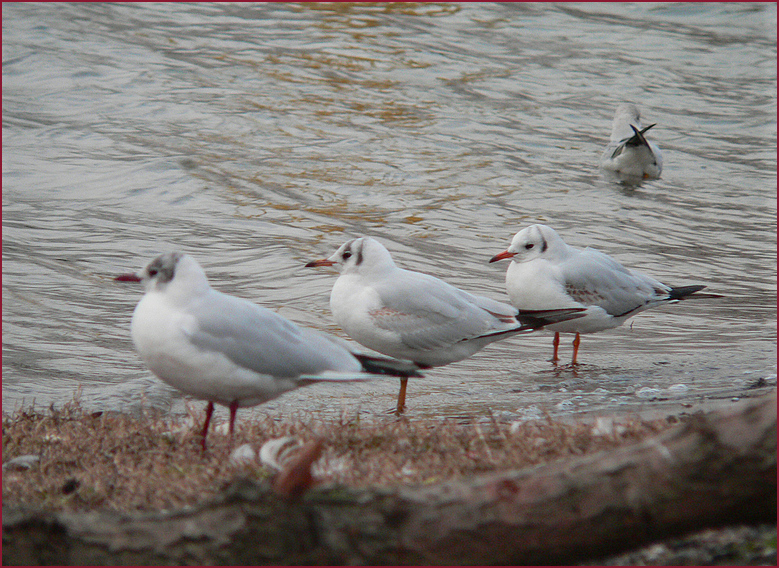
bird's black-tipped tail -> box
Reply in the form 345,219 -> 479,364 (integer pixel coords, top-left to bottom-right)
668,285 -> 724,301
474,307 -> 587,342
516,307 -> 588,330
626,123 -> 656,149
352,353 -> 426,378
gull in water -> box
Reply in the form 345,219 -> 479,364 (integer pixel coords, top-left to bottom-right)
600,103 -> 663,180
306,236 -> 585,413
115,252 -> 422,449
490,224 -> 721,365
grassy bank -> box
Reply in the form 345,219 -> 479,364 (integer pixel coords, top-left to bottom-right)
3,399 -> 676,513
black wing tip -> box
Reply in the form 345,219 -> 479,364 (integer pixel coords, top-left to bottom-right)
353,353 -> 425,378
626,124 -> 650,148
668,285 -> 724,301
516,308 -> 588,329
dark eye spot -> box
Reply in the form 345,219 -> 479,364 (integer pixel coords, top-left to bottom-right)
342,251 -> 352,260
149,269 -> 158,277
525,243 -> 534,250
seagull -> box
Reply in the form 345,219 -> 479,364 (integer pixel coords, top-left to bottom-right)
305,237 -> 585,413
490,224 -> 721,365
600,103 -> 663,180
115,252 -> 422,450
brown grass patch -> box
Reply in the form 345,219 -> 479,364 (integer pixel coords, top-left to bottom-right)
3,399 -> 682,513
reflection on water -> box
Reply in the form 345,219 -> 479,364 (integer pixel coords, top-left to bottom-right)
2,3 -> 776,423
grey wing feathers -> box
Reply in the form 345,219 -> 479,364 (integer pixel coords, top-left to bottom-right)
187,290 -> 360,377
562,249 -> 670,316
608,140 -> 626,160
375,271 -> 519,350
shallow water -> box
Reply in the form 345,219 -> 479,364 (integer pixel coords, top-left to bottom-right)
3,3 -> 776,425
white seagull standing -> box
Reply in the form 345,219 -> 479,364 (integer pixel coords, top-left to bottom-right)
306,237 -> 585,413
600,103 -> 663,180
115,252 -> 421,450
490,224 -> 720,365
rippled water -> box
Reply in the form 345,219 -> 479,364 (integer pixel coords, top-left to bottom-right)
3,3 -> 776,425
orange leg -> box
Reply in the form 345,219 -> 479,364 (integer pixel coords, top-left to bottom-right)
551,332 -> 561,363
571,333 -> 581,365
396,377 -> 408,415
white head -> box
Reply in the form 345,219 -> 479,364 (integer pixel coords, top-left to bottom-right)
307,237 -> 397,276
614,103 -> 641,124
611,103 -> 644,141
490,224 -> 568,265
117,252 -> 210,298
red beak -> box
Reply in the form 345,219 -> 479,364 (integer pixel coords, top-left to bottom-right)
304,259 -> 336,268
115,273 -> 142,282
489,250 -> 515,263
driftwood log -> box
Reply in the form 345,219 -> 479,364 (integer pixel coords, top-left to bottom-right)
3,391 -> 775,565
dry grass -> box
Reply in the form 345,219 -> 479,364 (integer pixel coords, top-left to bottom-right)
3,399 -> 682,513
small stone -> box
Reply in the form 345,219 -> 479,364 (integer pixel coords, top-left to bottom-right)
591,417 -> 614,437
667,384 -> 689,396
229,444 -> 256,465
3,455 -> 39,471
636,387 -> 661,400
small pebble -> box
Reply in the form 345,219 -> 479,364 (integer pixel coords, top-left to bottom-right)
667,384 -> 689,396
591,417 -> 614,437
229,443 -> 256,465
555,399 -> 575,411
636,387 -> 662,400
3,455 -> 39,471
514,405 -> 542,422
